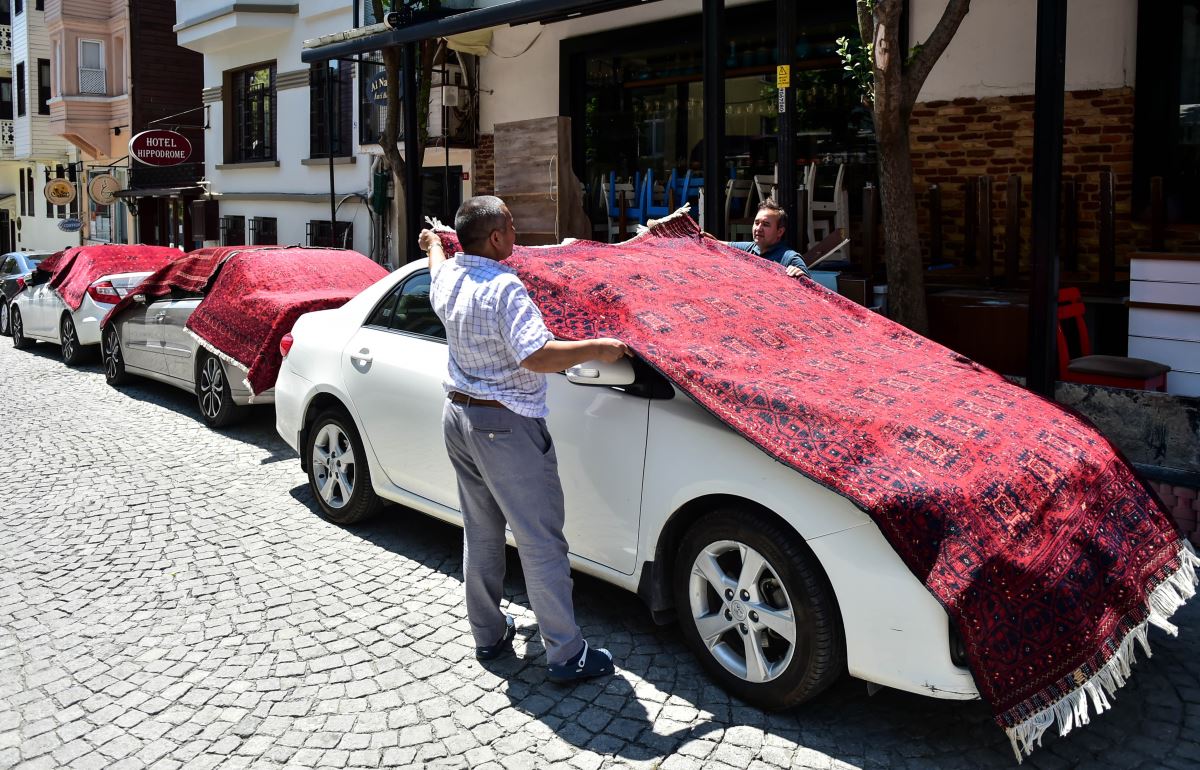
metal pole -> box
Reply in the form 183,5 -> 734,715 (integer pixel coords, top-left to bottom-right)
775,0 -> 796,236
403,41 -> 422,263
1026,0 -> 1068,396
702,0 -> 724,239
327,63 -> 337,245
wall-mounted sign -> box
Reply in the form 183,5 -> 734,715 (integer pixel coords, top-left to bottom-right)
367,70 -> 396,106
44,178 -> 77,206
776,65 -> 791,89
58,217 -> 83,233
129,129 -> 192,167
89,174 -> 122,206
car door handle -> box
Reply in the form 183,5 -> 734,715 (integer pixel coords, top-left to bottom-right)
154,312 -> 167,323
351,348 -> 373,365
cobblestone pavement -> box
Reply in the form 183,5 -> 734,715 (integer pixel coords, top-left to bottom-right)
3,338 -> 1200,770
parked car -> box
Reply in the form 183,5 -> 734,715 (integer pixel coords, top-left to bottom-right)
272,260 -> 980,711
0,250 -> 55,336
102,245 -> 388,429
9,245 -> 183,365
102,285 -> 273,428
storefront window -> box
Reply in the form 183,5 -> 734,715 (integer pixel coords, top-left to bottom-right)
566,4 -> 871,190
88,168 -> 129,244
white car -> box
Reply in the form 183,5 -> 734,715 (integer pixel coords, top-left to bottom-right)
274,261 -> 978,710
10,270 -> 156,366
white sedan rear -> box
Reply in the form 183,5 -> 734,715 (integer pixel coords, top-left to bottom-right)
274,261 -> 979,709
10,271 -> 152,365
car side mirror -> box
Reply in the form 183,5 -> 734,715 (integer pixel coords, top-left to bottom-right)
132,294 -> 146,304
565,357 -> 636,387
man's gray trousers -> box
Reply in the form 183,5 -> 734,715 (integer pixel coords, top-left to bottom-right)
442,399 -> 584,666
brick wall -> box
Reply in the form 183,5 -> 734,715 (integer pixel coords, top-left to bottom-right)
475,133 -> 495,196
1149,480 -> 1200,550
909,88 -> 1200,281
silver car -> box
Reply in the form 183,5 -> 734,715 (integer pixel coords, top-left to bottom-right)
0,251 -> 55,336
102,290 -> 274,428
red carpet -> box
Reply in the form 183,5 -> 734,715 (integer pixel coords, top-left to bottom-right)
434,214 -> 1197,757
115,246 -> 388,395
36,245 -> 182,310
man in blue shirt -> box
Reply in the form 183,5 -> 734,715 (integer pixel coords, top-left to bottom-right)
727,200 -> 810,278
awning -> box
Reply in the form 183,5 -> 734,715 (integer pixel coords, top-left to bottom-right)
114,186 -> 204,199
301,0 -> 659,62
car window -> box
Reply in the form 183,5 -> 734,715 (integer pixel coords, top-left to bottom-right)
0,258 -> 13,274
27,257 -> 41,269
365,289 -> 400,328
392,272 -> 446,340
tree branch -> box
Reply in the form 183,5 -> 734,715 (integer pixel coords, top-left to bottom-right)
856,0 -> 874,50
903,0 -> 971,111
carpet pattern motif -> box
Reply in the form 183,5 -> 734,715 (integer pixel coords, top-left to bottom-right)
434,217 -> 1193,746
37,245 -> 182,310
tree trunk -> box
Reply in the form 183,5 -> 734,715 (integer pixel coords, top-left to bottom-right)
856,0 -> 970,335
876,117 -> 928,333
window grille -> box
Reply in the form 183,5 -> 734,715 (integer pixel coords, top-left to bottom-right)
79,41 -> 105,95
249,216 -> 277,245
309,62 -> 352,158
230,64 -> 276,163
307,220 -> 353,248
220,215 -> 246,246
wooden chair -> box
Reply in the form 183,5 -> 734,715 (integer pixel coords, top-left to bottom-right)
725,178 -> 755,240
807,163 -> 847,249
1057,287 -> 1169,390
753,173 -> 777,205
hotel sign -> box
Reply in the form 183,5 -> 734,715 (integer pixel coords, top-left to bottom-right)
129,129 -> 193,167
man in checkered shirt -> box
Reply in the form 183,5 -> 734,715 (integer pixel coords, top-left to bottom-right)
419,196 -> 629,683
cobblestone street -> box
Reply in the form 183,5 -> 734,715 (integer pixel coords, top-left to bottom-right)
2,338 -> 1199,770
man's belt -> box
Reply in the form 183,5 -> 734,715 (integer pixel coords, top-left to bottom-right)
448,392 -> 507,409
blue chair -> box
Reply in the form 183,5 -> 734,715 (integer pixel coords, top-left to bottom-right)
642,169 -> 676,220
603,171 -> 644,241
677,170 -> 704,221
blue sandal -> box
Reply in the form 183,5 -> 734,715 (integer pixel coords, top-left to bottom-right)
547,640 -> 614,683
475,615 -> 516,661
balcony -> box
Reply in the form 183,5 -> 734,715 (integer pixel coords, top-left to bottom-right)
174,1 -> 298,54
0,25 -> 10,71
0,119 -> 13,160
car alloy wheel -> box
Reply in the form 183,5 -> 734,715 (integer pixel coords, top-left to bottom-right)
10,307 -> 32,350
196,352 -> 244,428
685,538 -> 798,684
0,300 -> 8,336
60,314 -> 83,366
673,509 -> 844,710
306,410 -> 382,525
102,326 -> 128,386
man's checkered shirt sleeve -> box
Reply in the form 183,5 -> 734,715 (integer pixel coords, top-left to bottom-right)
497,279 -> 554,363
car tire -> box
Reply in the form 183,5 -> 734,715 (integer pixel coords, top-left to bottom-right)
195,351 -> 246,428
10,306 -> 33,350
0,299 -> 9,337
102,326 -> 129,386
305,410 -> 382,525
673,508 -> 845,710
60,313 -> 86,366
